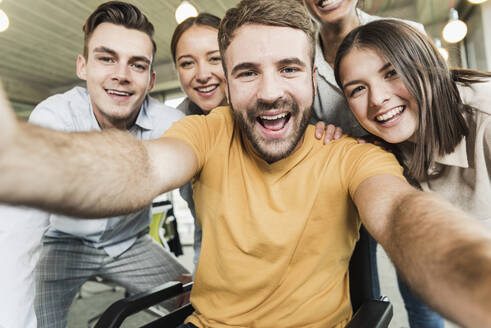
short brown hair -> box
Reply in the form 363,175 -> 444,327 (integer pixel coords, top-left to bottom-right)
82,1 -> 156,59
170,13 -> 221,64
218,0 -> 315,72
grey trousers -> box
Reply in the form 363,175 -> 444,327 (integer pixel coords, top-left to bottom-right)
34,234 -> 189,328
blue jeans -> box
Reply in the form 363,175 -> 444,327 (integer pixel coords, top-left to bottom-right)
397,275 -> 444,328
369,236 -> 444,328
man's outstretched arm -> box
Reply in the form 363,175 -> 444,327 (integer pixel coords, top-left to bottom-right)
0,81 -> 198,218
354,175 -> 491,328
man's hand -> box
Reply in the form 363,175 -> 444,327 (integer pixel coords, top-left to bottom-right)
174,273 -> 192,308
354,175 -> 491,328
314,121 -> 343,144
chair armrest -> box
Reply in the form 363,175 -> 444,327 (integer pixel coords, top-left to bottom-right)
344,299 -> 393,328
140,304 -> 195,328
94,281 -> 193,328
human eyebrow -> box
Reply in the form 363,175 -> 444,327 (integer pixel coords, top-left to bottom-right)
207,50 -> 220,56
342,62 -> 393,89
378,62 -> 392,73
93,46 -> 117,57
130,56 -> 151,66
277,57 -> 306,68
230,62 -> 258,76
342,79 -> 363,90
176,54 -> 193,62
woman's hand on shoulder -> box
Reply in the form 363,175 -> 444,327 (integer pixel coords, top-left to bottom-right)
314,121 -> 343,144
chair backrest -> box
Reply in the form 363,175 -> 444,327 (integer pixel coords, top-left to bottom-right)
349,225 -> 377,312
150,199 -> 183,257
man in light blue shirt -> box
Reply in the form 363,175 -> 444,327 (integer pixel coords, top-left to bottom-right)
0,2 -> 189,328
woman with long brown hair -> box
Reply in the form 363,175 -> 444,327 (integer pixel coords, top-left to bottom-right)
302,1 -> 441,326
335,19 -> 491,325
303,0 -> 425,138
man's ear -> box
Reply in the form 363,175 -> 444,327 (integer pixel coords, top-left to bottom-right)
76,55 -> 88,81
312,65 -> 318,96
147,71 -> 156,93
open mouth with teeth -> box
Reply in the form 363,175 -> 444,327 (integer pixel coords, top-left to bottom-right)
256,112 -> 292,138
195,84 -> 219,95
375,105 -> 406,124
317,0 -> 343,9
105,89 -> 133,97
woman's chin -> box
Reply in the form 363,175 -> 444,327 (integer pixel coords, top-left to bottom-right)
381,134 -> 410,145
197,100 -> 224,113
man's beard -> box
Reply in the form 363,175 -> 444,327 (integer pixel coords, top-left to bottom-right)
231,96 -> 312,163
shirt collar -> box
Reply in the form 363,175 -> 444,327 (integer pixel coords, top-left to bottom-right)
434,136 -> 469,168
314,40 -> 333,81
132,97 -> 152,131
356,9 -> 376,25
87,92 -> 152,131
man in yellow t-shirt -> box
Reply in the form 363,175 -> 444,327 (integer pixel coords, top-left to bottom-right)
165,107 -> 402,327
0,0 -> 490,327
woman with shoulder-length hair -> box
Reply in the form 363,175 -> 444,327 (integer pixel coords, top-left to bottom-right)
335,19 -> 491,324
171,13 -> 226,116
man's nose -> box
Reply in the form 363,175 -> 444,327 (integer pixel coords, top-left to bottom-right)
256,72 -> 283,104
111,63 -> 131,84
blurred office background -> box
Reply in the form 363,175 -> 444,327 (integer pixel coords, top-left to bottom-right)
0,1 -> 487,327
1,0 -> 490,118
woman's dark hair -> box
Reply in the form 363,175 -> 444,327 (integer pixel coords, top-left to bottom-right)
334,19 -> 491,179
170,13 -> 221,64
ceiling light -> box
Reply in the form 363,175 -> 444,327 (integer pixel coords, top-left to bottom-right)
467,0 -> 488,3
0,9 -> 9,32
442,8 -> 467,43
434,38 -> 449,61
438,47 -> 450,61
175,1 -> 198,24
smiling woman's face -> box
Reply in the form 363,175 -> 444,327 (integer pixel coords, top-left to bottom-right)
303,0 -> 358,25
175,25 -> 226,113
339,47 -> 419,144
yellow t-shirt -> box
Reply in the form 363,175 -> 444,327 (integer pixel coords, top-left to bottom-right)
164,106 -> 403,328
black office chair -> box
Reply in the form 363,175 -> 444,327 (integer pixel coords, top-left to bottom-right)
94,226 -> 392,328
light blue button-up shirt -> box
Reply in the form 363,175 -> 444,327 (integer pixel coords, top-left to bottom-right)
29,86 -> 184,257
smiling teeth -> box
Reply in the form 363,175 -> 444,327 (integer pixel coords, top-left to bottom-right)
107,90 -> 131,96
197,85 -> 217,93
318,0 -> 340,7
376,106 -> 404,122
260,113 -> 288,120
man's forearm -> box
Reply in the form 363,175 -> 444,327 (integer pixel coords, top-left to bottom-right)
386,192 -> 491,327
0,122 -> 162,218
